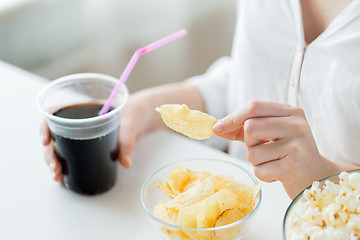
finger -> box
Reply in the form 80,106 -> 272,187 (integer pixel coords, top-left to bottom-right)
243,117 -> 289,147
118,119 -> 137,168
44,143 -> 54,166
52,160 -> 63,183
213,101 -> 294,135
44,144 -> 63,182
213,127 -> 244,141
40,120 -> 51,146
247,139 -> 288,166
214,114 -> 291,142
253,159 -> 286,183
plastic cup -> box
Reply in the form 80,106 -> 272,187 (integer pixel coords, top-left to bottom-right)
37,73 -> 129,195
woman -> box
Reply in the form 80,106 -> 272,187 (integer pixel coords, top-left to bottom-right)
41,0 -> 360,199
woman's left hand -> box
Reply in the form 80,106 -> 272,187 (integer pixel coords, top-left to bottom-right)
212,101 -> 341,199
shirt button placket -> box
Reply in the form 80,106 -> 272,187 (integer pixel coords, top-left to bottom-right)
288,47 -> 304,106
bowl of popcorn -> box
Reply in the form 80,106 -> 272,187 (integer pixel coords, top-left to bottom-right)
140,158 -> 262,240
283,169 -> 360,240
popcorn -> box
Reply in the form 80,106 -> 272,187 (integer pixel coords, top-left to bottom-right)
310,230 -> 329,240
286,171 -> 360,240
349,173 -> 360,190
322,203 -> 347,227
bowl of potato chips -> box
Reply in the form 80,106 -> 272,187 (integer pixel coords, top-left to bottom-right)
141,158 -> 262,240
283,169 -> 360,240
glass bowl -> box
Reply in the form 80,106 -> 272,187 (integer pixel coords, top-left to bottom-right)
140,158 -> 262,240
283,169 -> 360,240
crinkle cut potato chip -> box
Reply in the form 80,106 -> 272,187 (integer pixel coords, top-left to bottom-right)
153,162 -> 262,240
155,104 -> 217,140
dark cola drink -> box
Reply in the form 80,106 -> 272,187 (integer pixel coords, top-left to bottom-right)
52,102 -> 118,195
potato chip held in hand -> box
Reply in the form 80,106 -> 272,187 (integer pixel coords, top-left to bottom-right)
156,104 -> 217,140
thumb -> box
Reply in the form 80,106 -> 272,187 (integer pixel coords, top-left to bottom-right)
212,119 -> 245,141
212,111 -> 245,135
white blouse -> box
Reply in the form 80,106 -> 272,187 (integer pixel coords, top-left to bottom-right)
189,0 -> 360,166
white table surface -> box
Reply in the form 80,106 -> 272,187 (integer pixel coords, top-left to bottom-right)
0,61 -> 291,239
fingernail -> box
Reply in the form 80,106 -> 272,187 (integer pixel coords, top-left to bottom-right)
212,121 -> 224,133
124,155 -> 132,168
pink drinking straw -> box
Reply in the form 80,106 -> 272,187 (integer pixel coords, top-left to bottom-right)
99,29 -> 188,115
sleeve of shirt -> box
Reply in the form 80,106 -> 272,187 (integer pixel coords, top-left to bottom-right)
185,56 -> 231,119
186,56 -> 231,151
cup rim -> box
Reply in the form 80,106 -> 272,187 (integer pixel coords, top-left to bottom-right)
37,73 -> 129,125
140,158 -> 262,232
282,168 -> 360,239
